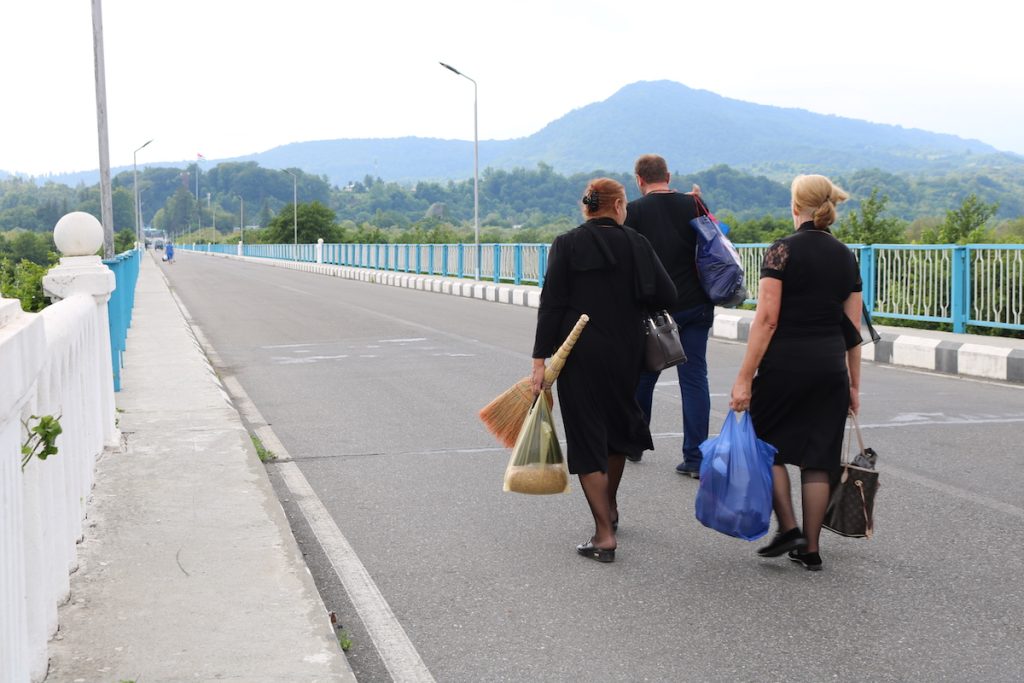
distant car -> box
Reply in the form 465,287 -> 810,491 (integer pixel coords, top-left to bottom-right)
154,240 -> 165,250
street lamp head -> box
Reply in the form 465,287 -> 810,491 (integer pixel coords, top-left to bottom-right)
439,61 -> 461,76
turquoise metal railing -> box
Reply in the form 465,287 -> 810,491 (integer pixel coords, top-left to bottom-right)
102,248 -> 142,392
182,242 -> 1024,332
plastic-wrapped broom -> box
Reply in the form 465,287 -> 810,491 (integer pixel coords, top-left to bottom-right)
479,314 -> 589,448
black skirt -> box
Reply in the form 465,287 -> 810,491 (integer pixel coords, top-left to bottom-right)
749,334 -> 850,475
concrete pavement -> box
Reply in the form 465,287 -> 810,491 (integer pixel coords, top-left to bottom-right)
44,253 -> 354,682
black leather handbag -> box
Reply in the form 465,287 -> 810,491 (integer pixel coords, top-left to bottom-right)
823,415 -> 879,538
643,311 -> 687,372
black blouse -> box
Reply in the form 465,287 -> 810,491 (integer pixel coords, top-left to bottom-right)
760,222 -> 862,341
533,218 -> 676,358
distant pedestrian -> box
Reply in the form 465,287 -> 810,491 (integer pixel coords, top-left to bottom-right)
532,178 -> 676,562
165,242 -> 175,264
625,154 -> 712,477
729,174 -> 863,572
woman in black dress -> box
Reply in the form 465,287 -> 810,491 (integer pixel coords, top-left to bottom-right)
729,174 -> 863,571
532,178 -> 676,562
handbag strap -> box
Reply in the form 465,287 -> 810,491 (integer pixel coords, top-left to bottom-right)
862,302 -> 881,345
692,194 -> 711,218
854,479 -> 874,539
843,413 -> 868,465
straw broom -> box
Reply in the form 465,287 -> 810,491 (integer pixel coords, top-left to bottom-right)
479,314 -> 590,447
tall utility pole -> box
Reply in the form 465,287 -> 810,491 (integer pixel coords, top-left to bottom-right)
284,169 -> 298,260
91,0 -> 114,257
133,139 -> 153,247
195,163 -> 201,231
439,62 -> 480,280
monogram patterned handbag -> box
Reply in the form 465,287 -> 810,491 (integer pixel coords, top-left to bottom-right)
823,414 -> 879,539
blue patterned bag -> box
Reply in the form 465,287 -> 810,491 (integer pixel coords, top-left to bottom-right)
695,411 -> 776,541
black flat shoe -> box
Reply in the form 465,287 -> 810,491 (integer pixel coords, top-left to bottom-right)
576,540 -> 615,563
788,550 -> 823,571
757,527 -> 807,557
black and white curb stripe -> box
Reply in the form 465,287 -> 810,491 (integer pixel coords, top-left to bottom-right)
711,312 -> 1024,384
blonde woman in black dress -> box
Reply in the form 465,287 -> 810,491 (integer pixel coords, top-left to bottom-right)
532,178 -> 676,562
729,174 -> 862,571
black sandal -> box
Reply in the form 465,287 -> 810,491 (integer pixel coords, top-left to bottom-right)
576,540 -> 615,563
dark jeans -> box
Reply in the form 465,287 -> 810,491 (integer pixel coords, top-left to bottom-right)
636,303 -> 714,469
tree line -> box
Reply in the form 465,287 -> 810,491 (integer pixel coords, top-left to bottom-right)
3,161 -> 1024,246
4,160 -> 1023,313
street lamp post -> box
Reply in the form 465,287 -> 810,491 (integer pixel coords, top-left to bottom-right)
133,139 -> 153,248
91,0 -> 114,257
283,169 -> 298,260
440,61 -> 480,280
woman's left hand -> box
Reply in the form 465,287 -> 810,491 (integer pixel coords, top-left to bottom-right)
730,377 -> 752,412
531,362 -> 547,396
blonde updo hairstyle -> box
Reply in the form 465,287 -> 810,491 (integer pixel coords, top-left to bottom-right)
791,174 -> 849,229
581,177 -> 627,221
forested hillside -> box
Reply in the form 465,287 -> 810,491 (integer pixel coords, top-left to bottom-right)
3,160 -> 1023,250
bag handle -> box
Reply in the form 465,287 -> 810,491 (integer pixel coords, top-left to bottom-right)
842,413 -> 867,465
862,302 -> 881,345
692,194 -> 711,218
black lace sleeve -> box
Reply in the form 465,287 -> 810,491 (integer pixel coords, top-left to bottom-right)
761,240 -> 789,280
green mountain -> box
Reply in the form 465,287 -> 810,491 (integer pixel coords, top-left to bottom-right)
19,80 -> 1023,188
225,80 -> 1019,184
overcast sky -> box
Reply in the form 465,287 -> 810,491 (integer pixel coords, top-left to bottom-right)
2,0 -> 1022,177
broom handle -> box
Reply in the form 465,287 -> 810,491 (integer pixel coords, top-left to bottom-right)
543,314 -> 589,384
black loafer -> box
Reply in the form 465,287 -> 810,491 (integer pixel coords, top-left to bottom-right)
576,540 -> 615,563
757,527 -> 807,557
788,550 -> 823,571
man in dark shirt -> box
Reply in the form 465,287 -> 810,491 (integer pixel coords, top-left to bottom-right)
625,154 -> 713,477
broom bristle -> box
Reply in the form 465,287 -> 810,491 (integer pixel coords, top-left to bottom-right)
479,378 -> 550,448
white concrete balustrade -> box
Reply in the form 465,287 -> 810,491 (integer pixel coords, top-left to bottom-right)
1,213 -> 118,683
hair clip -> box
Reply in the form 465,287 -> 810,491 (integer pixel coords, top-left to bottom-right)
583,191 -> 600,210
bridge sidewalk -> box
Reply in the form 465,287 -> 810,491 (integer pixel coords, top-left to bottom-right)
45,253 -> 354,682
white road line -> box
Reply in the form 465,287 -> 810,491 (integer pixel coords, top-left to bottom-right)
276,461 -> 436,683
277,283 -> 315,296
859,416 -> 1024,429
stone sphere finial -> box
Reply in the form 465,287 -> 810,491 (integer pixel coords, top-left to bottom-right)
54,212 -> 104,256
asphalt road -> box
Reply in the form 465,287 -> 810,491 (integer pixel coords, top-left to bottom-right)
160,251 -> 1024,683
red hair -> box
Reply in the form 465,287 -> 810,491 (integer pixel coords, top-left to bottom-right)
581,178 -> 626,220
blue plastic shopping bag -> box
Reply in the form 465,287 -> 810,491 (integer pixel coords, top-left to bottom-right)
694,410 -> 776,541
